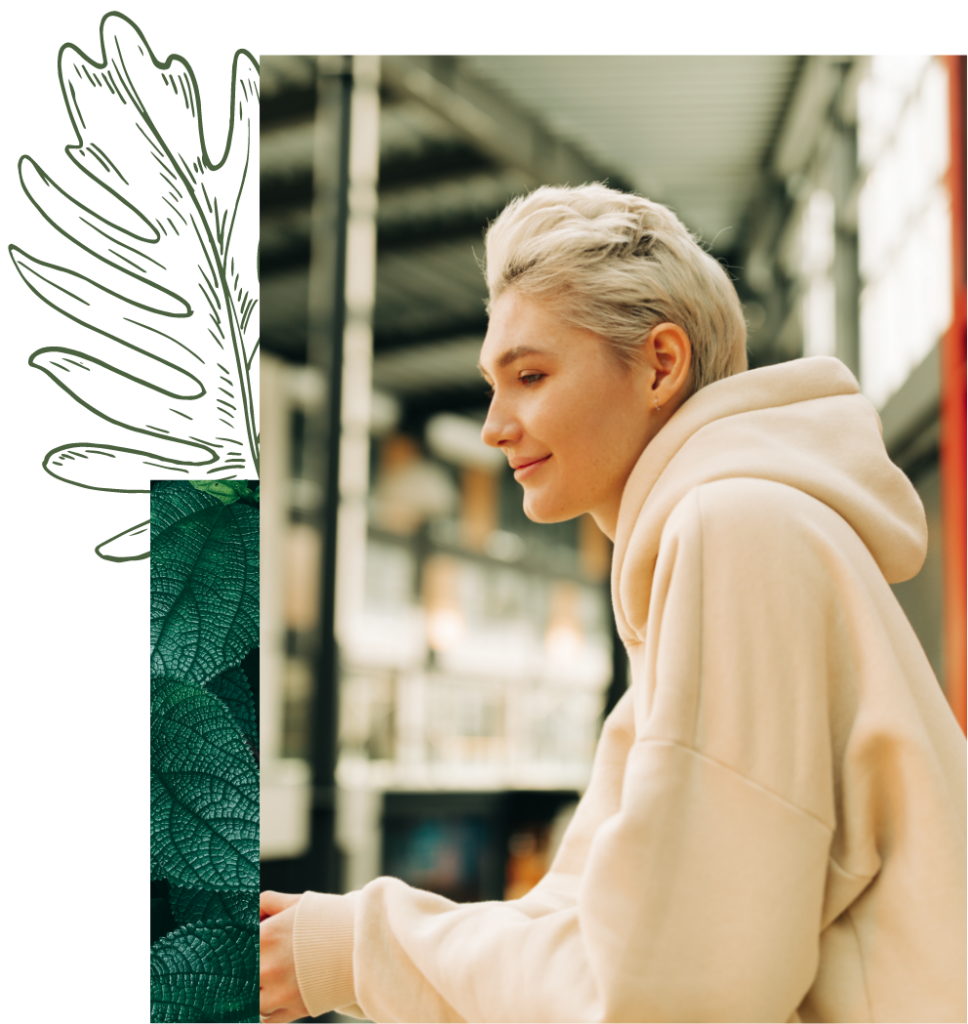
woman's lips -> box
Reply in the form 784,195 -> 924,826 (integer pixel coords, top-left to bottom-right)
512,455 -> 551,481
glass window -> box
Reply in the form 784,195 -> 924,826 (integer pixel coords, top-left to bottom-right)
801,188 -> 837,358
857,57 -> 951,408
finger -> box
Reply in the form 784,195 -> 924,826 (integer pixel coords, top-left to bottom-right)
260,890 -> 300,916
257,970 -> 288,1013
260,1005 -> 296,1023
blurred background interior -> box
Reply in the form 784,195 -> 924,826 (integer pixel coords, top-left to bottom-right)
258,55 -> 966,934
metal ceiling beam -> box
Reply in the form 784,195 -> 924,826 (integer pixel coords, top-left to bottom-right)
379,138 -> 496,188
262,83 -> 316,127
262,171 -> 313,211
397,387 -> 491,433
262,214 -> 495,270
260,237 -> 309,274
772,56 -> 851,183
262,115 -> 497,193
377,219 -> 491,253
373,313 -> 489,353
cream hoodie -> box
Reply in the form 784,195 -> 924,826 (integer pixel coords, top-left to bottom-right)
291,356 -> 967,1023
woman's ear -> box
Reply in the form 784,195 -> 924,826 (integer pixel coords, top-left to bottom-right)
644,322 -> 693,403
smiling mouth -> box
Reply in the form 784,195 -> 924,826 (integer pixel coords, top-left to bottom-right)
512,455 -> 551,480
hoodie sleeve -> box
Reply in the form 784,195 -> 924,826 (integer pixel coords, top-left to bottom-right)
295,478 -> 840,1023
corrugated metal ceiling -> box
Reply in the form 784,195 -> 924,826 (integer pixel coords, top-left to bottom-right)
462,56 -> 801,251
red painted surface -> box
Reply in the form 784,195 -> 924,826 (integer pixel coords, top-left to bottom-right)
941,56 -> 966,733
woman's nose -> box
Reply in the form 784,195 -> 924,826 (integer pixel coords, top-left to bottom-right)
481,395 -> 520,449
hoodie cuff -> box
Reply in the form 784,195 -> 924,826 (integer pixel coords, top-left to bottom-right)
292,890 -> 358,1017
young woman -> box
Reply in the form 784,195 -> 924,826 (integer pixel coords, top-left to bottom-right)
260,184 -> 966,1023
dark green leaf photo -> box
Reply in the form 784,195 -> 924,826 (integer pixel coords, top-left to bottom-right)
150,480 -> 259,1023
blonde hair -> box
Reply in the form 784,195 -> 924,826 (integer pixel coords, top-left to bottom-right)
483,183 -> 748,391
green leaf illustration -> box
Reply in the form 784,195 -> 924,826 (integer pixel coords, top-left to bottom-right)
10,13 -> 260,496
206,665 -> 258,751
150,922 -> 258,1023
150,481 -> 258,685
151,679 -> 258,892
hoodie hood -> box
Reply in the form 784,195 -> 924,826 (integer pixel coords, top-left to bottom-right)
611,356 -> 927,643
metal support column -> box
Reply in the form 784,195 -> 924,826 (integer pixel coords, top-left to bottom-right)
305,56 -> 353,894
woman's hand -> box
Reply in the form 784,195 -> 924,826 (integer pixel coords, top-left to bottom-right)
259,890 -> 309,1023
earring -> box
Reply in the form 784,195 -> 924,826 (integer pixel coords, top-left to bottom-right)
654,398 -> 661,412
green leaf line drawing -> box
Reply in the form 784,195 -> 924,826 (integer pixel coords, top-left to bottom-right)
10,13 -> 259,562
151,481 -> 259,1023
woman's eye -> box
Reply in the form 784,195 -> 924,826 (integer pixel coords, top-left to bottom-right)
484,373 -> 543,399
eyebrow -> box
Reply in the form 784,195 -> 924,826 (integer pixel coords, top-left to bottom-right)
477,345 -> 551,379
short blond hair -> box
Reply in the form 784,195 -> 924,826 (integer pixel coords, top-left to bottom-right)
483,183 -> 748,391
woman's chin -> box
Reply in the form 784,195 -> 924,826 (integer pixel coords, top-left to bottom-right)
522,493 -> 579,524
